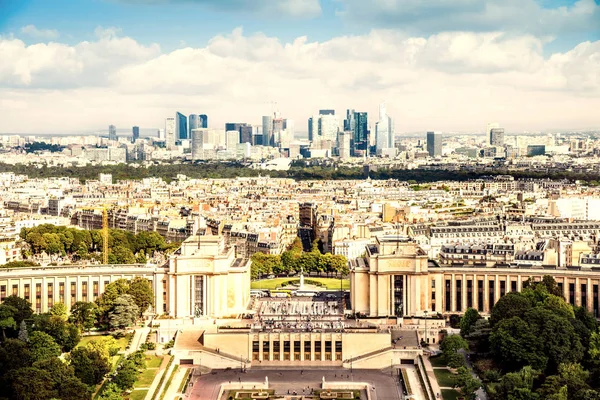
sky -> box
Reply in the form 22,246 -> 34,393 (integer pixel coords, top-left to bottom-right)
0,0 -> 599,134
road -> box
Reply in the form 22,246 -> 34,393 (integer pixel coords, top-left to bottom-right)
189,368 -> 403,400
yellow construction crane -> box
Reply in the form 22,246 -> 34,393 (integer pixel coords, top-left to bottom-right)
81,206 -> 110,265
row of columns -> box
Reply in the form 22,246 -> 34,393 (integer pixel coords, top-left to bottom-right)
442,273 -> 599,314
254,338 -> 341,362
0,274 -> 146,313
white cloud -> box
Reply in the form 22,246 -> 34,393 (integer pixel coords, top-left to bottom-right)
0,28 -> 599,133
336,0 -> 600,36
20,25 -> 60,40
0,27 -> 160,88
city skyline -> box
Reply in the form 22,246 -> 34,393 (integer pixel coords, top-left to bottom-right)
0,0 -> 599,134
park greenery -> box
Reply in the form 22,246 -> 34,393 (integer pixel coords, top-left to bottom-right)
0,276 -> 153,399
455,275 -> 600,400
18,224 -> 178,264
22,141 -> 65,153
250,238 -> 348,280
3,160 -> 600,185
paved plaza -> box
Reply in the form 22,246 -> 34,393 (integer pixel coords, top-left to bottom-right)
189,368 -> 403,400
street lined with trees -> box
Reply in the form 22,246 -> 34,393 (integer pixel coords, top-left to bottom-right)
250,238 -> 348,280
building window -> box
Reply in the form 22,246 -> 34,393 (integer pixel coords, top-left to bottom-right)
82,282 -> 88,302
194,276 -> 204,317
24,284 -> 30,301
394,275 -> 404,317
511,281 -> 517,292
445,279 -> 451,312
593,285 -> 599,318
71,282 -> 76,304
431,279 -> 435,288
0,285 -> 5,301
477,280 -> 484,312
59,282 -> 64,303
569,283 -> 575,305
581,284 -> 587,310
456,280 -> 462,312
12,284 -> 18,296
500,281 -> 506,297
93,281 -> 99,299
467,280 -> 473,309
488,280 -> 495,309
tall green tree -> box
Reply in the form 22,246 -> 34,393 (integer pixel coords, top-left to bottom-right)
70,301 -> 99,332
127,277 -> 154,315
7,367 -> 56,400
2,296 -> 33,325
0,304 -> 17,340
68,347 -> 110,386
108,294 -> 139,330
28,331 -> 61,363
460,308 -> 481,337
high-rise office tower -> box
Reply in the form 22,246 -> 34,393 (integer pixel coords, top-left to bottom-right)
225,123 -> 253,144
199,114 -> 208,128
490,128 -> 504,147
488,122 -> 505,147
308,113 -> 339,147
319,109 -> 335,116
427,131 -> 443,157
189,114 -> 209,137
375,102 -> 393,155
283,119 -> 294,140
344,109 -> 355,132
487,123 -> 501,145
319,114 -> 338,142
344,111 -> 368,153
226,130 -> 240,150
239,125 -> 252,144
338,131 -> 352,159
165,117 -> 176,149
108,125 -> 117,141
191,128 -> 206,160
132,126 -> 139,143
262,115 -> 274,147
176,112 -> 188,140
308,117 -> 318,142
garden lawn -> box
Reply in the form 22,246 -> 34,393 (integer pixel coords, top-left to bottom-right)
434,369 -> 457,388
251,277 -> 349,290
146,355 -> 163,368
127,390 -> 148,400
441,389 -> 461,400
77,335 -> 109,348
429,356 -> 447,368
135,368 -> 159,388
77,333 -> 132,351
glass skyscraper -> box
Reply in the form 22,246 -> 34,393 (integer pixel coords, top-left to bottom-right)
189,114 -> 208,137
344,110 -> 368,154
176,112 -> 188,140
108,125 -> 117,141
132,126 -> 139,143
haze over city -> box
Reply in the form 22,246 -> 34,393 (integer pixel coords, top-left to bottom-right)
1,0 -> 599,134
